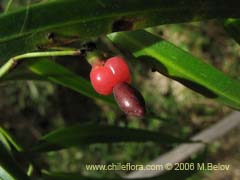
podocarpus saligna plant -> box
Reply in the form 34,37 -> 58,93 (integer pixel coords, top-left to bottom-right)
0,0 -> 240,180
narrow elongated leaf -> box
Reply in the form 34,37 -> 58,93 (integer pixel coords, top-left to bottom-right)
0,70 -> 45,82
0,32 -> 48,65
1,0 -> 239,42
0,166 -> 16,180
0,142 -> 30,180
0,131 -> 11,153
0,128 -> 29,180
30,124 -> 190,152
27,59 -> 115,105
0,127 -> 23,152
108,30 -> 240,109
1,0 -> 240,64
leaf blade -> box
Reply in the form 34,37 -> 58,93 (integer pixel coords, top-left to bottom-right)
0,142 -> 30,180
1,0 -> 239,41
30,124 -> 190,152
27,59 -> 115,105
108,30 -> 240,109
1,0 -> 240,63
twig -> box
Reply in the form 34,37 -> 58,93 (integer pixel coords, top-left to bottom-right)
0,50 -> 81,78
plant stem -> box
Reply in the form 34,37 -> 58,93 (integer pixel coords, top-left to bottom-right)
86,50 -> 104,66
0,50 -> 81,78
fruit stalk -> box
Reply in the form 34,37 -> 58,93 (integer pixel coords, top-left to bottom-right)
0,50 -> 81,78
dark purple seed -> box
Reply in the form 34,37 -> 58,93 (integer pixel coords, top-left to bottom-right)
113,82 -> 146,117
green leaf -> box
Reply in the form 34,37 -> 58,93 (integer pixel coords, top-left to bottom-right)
0,166 -> 16,180
0,32 -> 48,65
0,142 -> 30,180
108,30 -> 240,110
1,0 -> 240,63
0,130 -> 12,154
0,69 -> 45,82
0,127 -> 29,180
27,59 -> 115,105
1,0 -> 239,41
30,124 -> 189,152
0,127 -> 23,152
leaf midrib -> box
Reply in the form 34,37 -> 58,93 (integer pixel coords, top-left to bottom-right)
0,3 -> 223,43
122,32 -> 240,106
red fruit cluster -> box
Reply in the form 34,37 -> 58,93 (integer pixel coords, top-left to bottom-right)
90,56 -> 131,95
90,55 -> 146,117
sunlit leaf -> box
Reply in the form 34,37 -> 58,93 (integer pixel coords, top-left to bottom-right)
108,30 -> 240,109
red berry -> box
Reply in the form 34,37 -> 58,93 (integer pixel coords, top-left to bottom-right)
90,56 -> 131,95
105,56 -> 131,83
90,65 -> 115,95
